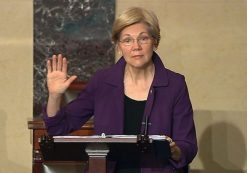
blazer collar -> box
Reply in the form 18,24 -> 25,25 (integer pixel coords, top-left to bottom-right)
152,52 -> 169,87
104,52 -> 169,87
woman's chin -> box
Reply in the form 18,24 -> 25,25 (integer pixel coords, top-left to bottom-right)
128,61 -> 151,69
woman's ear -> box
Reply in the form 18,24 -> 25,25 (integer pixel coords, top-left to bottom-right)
153,39 -> 158,51
153,44 -> 157,51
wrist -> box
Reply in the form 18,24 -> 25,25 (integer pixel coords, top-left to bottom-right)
48,93 -> 63,100
47,93 -> 63,117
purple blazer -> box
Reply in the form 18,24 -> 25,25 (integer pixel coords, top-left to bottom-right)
44,52 -> 197,173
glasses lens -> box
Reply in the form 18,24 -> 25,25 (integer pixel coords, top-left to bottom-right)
120,36 -> 152,46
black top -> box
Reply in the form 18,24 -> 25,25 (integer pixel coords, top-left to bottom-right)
124,95 -> 146,135
115,95 -> 146,173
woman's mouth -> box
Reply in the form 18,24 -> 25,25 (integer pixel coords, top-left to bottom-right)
132,55 -> 143,58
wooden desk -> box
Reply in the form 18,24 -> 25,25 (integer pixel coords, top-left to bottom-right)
28,118 -> 94,173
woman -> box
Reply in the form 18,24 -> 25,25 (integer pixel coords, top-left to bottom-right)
44,7 -> 197,173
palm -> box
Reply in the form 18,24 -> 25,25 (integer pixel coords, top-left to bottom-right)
47,71 -> 68,94
46,54 -> 77,95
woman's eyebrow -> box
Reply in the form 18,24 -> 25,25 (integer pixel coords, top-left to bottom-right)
121,32 -> 149,37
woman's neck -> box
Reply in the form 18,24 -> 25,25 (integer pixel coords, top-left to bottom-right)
124,63 -> 155,85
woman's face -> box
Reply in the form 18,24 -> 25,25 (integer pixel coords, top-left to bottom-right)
118,23 -> 156,69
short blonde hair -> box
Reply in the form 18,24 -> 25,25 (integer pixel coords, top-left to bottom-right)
112,7 -> 161,47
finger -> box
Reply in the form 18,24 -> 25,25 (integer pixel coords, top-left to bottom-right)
57,54 -> 63,71
65,75 -> 77,86
169,141 -> 176,147
165,136 -> 173,143
47,59 -> 52,74
62,57 -> 68,73
170,142 -> 176,153
52,55 -> 57,71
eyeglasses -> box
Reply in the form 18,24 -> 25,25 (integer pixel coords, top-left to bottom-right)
119,36 -> 153,46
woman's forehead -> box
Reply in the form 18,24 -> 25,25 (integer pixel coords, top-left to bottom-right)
120,23 -> 150,37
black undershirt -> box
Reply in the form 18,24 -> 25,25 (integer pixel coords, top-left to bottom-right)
124,95 -> 146,135
115,95 -> 146,173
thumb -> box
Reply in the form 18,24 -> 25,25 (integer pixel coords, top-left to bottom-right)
65,75 -> 77,86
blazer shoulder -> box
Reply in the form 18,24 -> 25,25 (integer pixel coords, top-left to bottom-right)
89,64 -> 120,86
92,65 -> 115,80
166,68 -> 185,81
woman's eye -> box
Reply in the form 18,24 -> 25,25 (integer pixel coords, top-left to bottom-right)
141,37 -> 148,41
123,38 -> 131,43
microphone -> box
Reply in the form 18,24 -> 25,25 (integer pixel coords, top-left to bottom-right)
137,115 -> 150,152
144,113 -> 149,136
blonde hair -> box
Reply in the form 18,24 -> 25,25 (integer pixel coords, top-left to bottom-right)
112,7 -> 161,47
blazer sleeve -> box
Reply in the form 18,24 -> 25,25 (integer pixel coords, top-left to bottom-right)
169,76 -> 198,169
43,72 -> 100,136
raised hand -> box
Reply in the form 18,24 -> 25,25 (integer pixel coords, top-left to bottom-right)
47,54 -> 77,96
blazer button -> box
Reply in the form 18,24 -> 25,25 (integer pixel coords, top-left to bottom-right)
150,89 -> 153,94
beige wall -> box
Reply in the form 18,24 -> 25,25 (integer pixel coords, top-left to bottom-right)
0,0 -> 33,172
0,0 -> 246,172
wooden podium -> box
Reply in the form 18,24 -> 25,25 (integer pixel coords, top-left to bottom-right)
39,134 -> 171,173
28,118 -> 171,173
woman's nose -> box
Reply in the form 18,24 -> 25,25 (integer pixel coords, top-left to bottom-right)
131,39 -> 142,49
